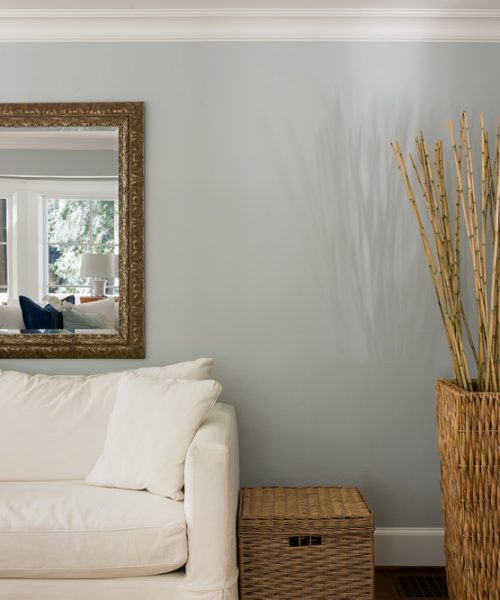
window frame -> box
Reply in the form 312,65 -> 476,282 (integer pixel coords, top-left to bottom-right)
0,178 -> 118,302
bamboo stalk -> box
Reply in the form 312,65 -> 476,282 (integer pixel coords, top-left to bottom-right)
485,145 -> 500,391
391,113 -> 500,391
454,128 -> 464,363
495,121 -> 500,385
462,113 -> 489,387
450,119 -> 483,387
391,141 -> 470,389
484,176 -> 500,390
495,119 -> 500,194
484,131 -> 495,240
410,150 -> 456,330
435,141 -> 459,337
449,121 -> 479,372
480,114 -> 488,297
461,300 -> 479,368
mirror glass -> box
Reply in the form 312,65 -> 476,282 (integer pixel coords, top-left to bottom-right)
0,126 -> 120,335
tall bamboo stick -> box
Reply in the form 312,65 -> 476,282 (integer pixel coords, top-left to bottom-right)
391,141 -> 469,388
392,113 -> 500,391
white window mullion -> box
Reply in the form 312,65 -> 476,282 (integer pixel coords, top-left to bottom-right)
0,197 -> 9,303
6,195 -> 16,302
89,200 -> 94,254
14,190 -> 44,301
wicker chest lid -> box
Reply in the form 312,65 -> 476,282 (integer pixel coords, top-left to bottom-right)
239,486 -> 373,525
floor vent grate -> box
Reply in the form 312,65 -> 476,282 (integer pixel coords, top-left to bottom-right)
392,574 -> 448,598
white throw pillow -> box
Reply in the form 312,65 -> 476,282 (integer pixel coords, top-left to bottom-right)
0,358 -> 214,481
85,373 -> 221,500
73,297 -> 115,329
0,305 -> 24,329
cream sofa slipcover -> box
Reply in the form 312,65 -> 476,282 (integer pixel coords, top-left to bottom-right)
0,367 -> 239,600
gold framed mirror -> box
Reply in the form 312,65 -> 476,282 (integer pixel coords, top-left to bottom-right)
0,102 -> 144,358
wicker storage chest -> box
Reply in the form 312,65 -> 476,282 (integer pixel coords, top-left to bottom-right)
238,487 -> 374,600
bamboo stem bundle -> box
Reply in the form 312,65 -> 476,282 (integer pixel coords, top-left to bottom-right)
391,113 -> 500,392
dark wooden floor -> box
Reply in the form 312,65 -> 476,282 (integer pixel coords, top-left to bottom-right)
375,568 -> 448,599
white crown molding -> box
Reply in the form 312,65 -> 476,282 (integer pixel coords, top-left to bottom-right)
0,130 -> 118,151
375,527 -> 445,566
0,8 -> 499,42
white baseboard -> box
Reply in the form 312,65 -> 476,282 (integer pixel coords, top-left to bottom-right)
375,528 -> 445,567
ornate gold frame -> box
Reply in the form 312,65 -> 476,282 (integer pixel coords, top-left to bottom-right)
0,102 -> 144,358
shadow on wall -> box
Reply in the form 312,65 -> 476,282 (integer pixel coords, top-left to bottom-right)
272,97 -> 445,366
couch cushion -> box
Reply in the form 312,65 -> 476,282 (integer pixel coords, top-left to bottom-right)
0,358 -> 214,481
63,307 -> 106,330
70,297 -> 115,329
86,375 -> 221,500
0,480 -> 187,579
0,305 -> 24,329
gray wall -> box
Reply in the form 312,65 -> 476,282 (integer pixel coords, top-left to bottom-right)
1,42 -> 498,527
0,149 -> 117,177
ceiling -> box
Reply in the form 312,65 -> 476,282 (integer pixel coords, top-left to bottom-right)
0,0 -> 497,9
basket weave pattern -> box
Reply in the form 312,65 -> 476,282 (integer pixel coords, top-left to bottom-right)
436,380 -> 500,599
238,487 -> 374,599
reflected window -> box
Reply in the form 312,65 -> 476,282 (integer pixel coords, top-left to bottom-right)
46,198 -> 118,295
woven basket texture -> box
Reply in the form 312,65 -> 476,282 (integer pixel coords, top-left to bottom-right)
437,379 -> 500,599
238,487 -> 374,600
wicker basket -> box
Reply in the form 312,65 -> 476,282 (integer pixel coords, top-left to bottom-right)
436,379 -> 500,599
238,487 -> 374,599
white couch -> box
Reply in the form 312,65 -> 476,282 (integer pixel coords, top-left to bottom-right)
0,362 -> 240,600
0,298 -> 120,332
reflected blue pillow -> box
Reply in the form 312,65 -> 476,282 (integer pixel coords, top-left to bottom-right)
19,296 -> 75,330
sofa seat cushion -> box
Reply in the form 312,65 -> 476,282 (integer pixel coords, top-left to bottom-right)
0,480 -> 187,579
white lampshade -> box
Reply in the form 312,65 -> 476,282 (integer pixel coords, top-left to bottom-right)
113,254 -> 119,278
80,253 -> 115,279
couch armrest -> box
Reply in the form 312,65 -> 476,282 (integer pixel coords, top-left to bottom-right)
184,403 -> 239,591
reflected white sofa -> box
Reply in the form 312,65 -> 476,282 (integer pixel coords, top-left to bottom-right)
0,304 -> 24,329
0,363 -> 239,600
0,298 -> 120,332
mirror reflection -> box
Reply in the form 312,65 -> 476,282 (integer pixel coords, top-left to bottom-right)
0,126 -> 119,334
